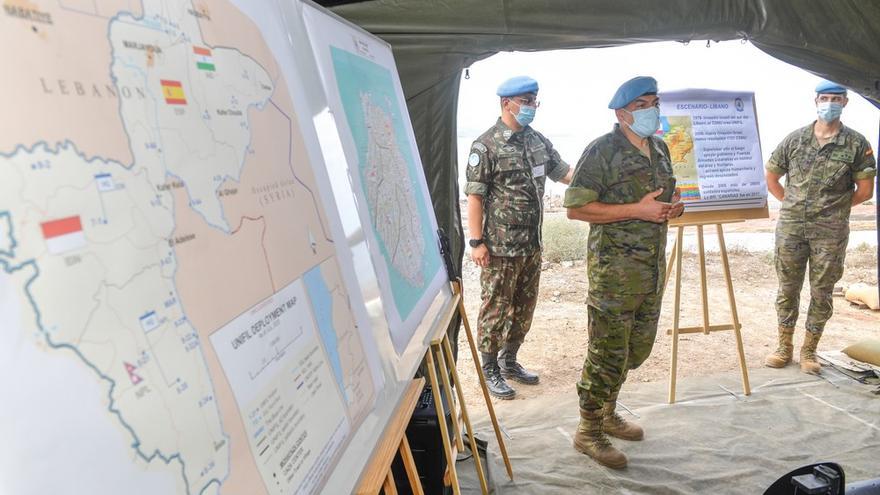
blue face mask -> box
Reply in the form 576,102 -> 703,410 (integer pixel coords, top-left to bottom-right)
624,107 -> 661,138
512,101 -> 537,127
817,102 -> 843,122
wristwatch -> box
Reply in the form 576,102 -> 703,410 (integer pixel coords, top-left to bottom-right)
468,238 -> 484,248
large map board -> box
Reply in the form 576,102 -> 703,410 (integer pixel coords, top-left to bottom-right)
302,3 -> 453,371
0,1 -> 451,494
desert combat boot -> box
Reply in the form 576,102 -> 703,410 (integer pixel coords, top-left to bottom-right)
603,400 -> 644,441
764,326 -> 794,368
800,331 -> 822,374
573,408 -> 627,469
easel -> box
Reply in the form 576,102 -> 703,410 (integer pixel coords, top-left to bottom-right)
421,279 -> 514,495
355,378 -> 426,495
664,207 -> 767,403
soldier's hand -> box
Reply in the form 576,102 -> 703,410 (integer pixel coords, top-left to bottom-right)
471,244 -> 490,268
635,189 -> 671,223
666,200 -> 685,220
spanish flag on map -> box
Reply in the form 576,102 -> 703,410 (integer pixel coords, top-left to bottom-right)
160,80 -> 187,105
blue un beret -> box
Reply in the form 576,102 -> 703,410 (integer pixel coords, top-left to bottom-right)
815,80 -> 847,95
497,76 -> 539,97
608,76 -> 658,109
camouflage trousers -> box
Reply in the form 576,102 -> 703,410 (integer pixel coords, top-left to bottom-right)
775,228 -> 848,335
577,289 -> 663,411
477,252 -> 542,354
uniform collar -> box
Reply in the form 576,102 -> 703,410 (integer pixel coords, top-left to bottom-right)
612,123 -> 661,156
806,121 -> 850,147
495,117 -> 525,142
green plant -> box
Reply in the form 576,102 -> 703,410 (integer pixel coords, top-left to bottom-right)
541,215 -> 589,263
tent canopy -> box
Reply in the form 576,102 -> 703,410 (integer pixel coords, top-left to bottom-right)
328,0 -> 880,266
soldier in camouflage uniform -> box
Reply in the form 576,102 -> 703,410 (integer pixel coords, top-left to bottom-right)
564,76 -> 683,469
465,76 -> 572,399
764,80 -> 876,374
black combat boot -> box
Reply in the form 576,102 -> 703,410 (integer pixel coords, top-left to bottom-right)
499,344 -> 540,384
482,352 -> 515,399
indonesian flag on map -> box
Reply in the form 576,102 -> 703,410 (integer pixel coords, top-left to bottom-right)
40,216 -> 85,254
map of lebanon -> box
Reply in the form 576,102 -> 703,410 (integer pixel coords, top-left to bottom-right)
660,115 -> 701,201
0,1 -> 380,494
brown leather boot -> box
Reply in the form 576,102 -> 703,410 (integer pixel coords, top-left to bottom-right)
800,331 -> 822,374
573,408 -> 627,469
603,401 -> 644,441
764,326 -> 794,368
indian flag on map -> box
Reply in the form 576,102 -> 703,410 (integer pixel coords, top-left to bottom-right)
193,46 -> 215,71
41,215 -> 85,254
160,79 -> 187,105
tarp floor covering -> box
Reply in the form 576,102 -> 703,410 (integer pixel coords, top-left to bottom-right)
455,366 -> 880,494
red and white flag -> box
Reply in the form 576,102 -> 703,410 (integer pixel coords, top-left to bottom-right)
40,216 -> 85,255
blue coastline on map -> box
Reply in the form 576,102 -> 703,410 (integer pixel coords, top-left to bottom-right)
329,46 -> 442,323
303,265 -> 346,399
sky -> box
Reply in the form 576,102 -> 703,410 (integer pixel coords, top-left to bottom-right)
455,41 -> 880,200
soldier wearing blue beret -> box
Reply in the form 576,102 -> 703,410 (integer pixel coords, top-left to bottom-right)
465,76 -> 573,399
764,80 -> 876,374
564,76 -> 683,469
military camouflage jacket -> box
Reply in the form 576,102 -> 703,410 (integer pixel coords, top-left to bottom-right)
767,122 -> 876,238
465,118 -> 570,257
564,125 -> 674,295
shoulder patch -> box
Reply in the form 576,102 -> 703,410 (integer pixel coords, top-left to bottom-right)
472,142 -> 487,153
468,153 -> 481,167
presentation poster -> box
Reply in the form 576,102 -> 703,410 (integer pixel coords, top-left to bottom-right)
658,89 -> 767,211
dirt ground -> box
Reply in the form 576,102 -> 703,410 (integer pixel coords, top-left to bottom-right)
454,203 -> 879,407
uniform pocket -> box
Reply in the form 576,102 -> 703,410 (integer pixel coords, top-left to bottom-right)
499,200 -> 539,226
497,154 -> 526,174
823,162 -> 851,188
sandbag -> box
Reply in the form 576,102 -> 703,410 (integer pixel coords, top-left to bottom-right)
844,284 -> 880,310
842,339 -> 880,367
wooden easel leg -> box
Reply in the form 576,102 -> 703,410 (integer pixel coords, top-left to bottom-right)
697,225 -> 710,335
669,226 -> 685,404
433,340 -> 465,451
399,436 -> 424,495
425,350 -> 461,495
665,234 -> 677,287
454,282 -> 514,480
716,224 -> 751,396
443,337 -> 489,495
383,471 -> 399,495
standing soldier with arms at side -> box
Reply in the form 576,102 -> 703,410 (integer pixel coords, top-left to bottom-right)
764,80 -> 876,374
465,76 -> 573,400
565,76 -> 683,469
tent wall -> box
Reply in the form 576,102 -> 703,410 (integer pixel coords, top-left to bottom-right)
329,0 -> 880,313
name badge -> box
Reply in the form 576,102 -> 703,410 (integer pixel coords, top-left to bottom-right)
830,149 -> 855,163
532,165 -> 545,177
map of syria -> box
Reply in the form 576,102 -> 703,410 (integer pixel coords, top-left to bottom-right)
361,92 -> 426,288
0,0 -> 378,494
